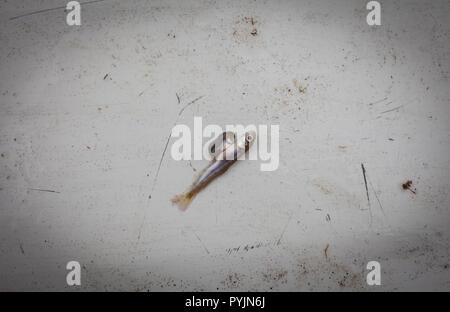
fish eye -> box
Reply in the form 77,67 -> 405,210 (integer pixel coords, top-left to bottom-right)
246,134 -> 253,142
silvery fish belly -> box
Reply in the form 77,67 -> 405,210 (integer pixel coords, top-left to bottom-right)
172,130 -> 256,211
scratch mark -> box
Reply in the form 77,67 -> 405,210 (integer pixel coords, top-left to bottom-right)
19,243 -> 25,254
28,188 -> 60,194
176,93 -> 181,104
149,95 -> 204,195
380,105 -> 403,114
137,95 -> 204,241
177,95 -> 203,117
276,212 -> 293,245
150,132 -> 172,194
361,164 -> 370,205
324,243 -> 329,259
369,180 -> 386,217
361,163 -> 373,225
369,97 -> 388,105
225,240 -> 277,255
9,0 -> 109,21
193,231 -> 210,255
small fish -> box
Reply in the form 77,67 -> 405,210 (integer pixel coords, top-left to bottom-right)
172,130 -> 256,211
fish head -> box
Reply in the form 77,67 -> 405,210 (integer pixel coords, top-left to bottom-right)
237,130 -> 257,153
215,130 -> 256,160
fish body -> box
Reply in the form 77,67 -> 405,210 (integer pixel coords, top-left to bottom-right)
208,131 -> 235,157
172,130 -> 256,210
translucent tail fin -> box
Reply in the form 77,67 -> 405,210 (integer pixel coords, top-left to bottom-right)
171,192 -> 195,211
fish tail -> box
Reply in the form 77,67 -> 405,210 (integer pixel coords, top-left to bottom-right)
171,192 -> 195,211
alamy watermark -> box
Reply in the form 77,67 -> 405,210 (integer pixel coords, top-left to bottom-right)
366,261 -> 381,286
66,260 -> 81,286
170,117 -> 279,172
66,1 -> 81,26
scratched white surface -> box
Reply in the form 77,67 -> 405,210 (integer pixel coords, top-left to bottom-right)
0,0 -> 449,291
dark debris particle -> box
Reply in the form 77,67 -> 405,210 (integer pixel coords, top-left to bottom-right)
250,29 -> 258,36
402,180 -> 412,189
402,180 -> 416,194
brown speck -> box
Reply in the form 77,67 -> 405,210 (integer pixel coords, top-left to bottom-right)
98,107 -> 102,111
87,146 -> 91,150
402,180 -> 412,189
298,86 -> 306,93
103,73 -> 109,80
0,153 -> 4,157
251,29 -> 258,36
338,145 -> 347,150
324,244 -> 329,259
402,180 -> 416,194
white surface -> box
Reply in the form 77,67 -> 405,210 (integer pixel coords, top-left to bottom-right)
0,0 -> 449,291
